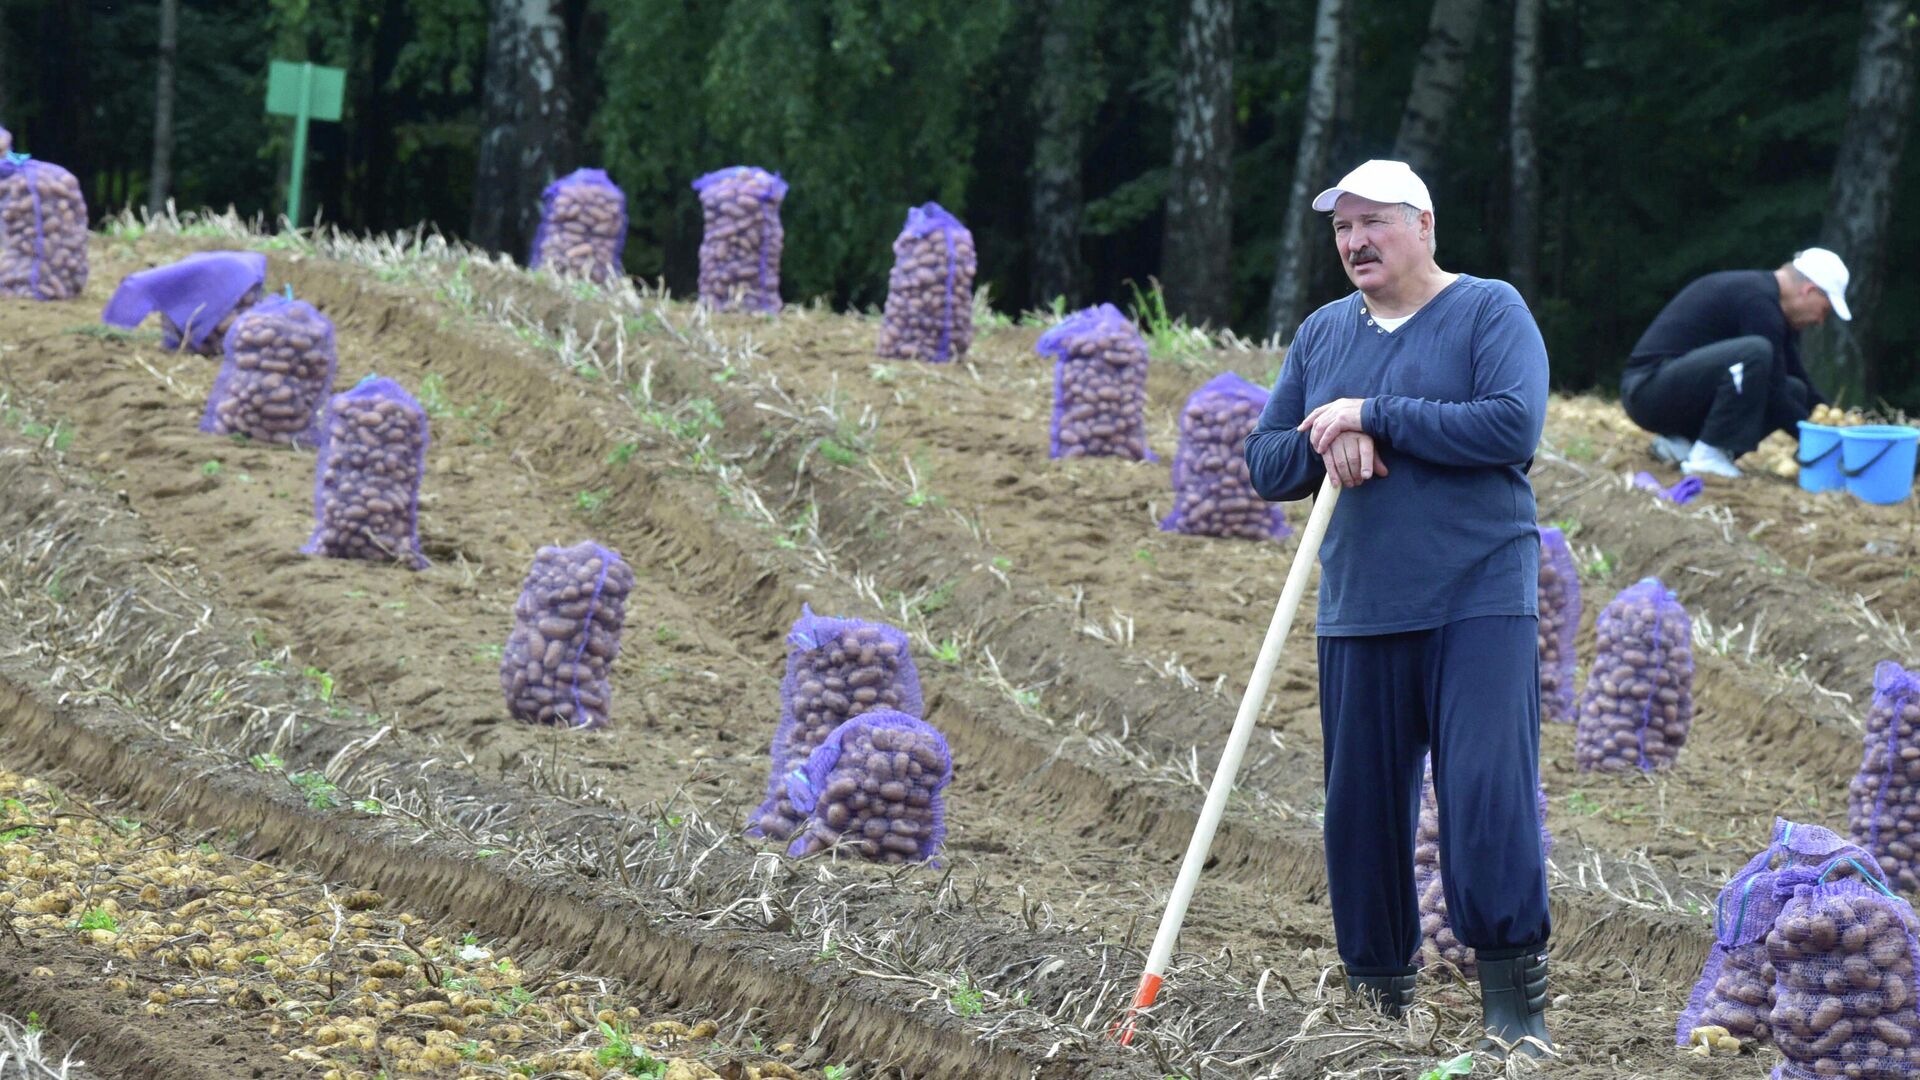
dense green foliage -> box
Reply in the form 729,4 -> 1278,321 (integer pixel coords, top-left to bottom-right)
3,0 -> 1916,407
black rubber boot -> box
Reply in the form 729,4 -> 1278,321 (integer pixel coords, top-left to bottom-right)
1476,949 -> 1553,1059
1344,970 -> 1416,1020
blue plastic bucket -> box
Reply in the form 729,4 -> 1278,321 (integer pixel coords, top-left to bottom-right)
1841,424 -> 1920,504
1796,421 -> 1846,493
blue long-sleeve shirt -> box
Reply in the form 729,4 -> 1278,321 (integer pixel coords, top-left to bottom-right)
1246,275 -> 1550,636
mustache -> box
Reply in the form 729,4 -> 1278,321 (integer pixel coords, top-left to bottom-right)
1349,247 -> 1381,265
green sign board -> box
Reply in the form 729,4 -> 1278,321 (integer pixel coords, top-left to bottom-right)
265,60 -> 347,228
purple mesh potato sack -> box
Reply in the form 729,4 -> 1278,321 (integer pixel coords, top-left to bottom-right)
1414,757 -> 1551,976
876,202 -> 976,364
1537,526 -> 1581,724
785,711 -> 953,865
1848,662 -> 1920,893
500,542 -> 635,730
0,155 -> 88,301
301,376 -> 430,569
0,127 -> 11,156
102,251 -> 267,355
692,166 -> 786,313
199,294 -> 337,446
1161,372 -> 1290,541
1574,577 -> 1694,772
1041,303 -> 1156,461
1677,819 -> 1885,1049
1764,862 -> 1920,1079
529,168 -> 627,284
747,605 -> 924,842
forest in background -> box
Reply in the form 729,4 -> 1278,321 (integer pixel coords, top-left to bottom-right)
2,0 -> 1916,410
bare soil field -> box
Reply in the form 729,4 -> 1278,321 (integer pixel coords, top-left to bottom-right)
0,215 -> 1911,1076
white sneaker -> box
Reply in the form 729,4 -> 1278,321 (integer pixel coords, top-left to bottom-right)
1681,442 -> 1742,478
1649,435 -> 1694,465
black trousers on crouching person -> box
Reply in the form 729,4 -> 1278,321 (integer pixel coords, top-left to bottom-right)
1620,335 -> 1813,457
1318,615 -> 1551,975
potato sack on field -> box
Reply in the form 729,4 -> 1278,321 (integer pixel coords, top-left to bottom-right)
692,165 -> 786,313
1764,863 -> 1920,1079
500,542 -> 635,730
1039,303 -> 1155,461
1413,757 -> 1551,976
1848,661 -> 1920,892
0,154 -> 88,300
1677,819 -> 1884,1050
1538,525 -> 1581,724
747,605 -> 924,842
1160,372 -> 1290,540
528,168 -> 627,284
101,251 -> 267,355
1574,577 -> 1694,771
784,711 -> 953,865
876,202 -> 976,364
301,376 -> 430,570
199,293 -> 337,447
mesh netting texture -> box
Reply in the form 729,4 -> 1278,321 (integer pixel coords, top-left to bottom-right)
1765,866 -> 1920,1079
784,711 -> 953,865
302,376 -> 430,569
747,605 -> 924,841
0,155 -> 87,300
199,294 -> 337,446
1677,820 -> 1884,1048
1160,372 -> 1290,540
876,202 -> 976,364
1849,662 -> 1920,893
500,542 -> 635,730
1537,525 -> 1581,724
692,166 -> 786,313
1574,577 -> 1694,771
1414,758 -> 1551,975
101,250 -> 267,354
529,168 -> 627,284
1040,303 -> 1155,461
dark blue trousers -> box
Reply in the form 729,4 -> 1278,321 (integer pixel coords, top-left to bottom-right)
1318,615 -> 1552,975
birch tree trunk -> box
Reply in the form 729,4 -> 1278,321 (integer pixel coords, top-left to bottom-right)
1507,0 -> 1541,300
471,0 -> 576,260
1266,0 -> 1345,342
1393,0 -> 1485,178
1162,0 -> 1235,328
1817,0 -> 1916,399
148,0 -> 178,215
1030,0 -> 1092,309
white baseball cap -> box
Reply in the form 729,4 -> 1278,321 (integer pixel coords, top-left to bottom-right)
1791,247 -> 1852,321
1312,159 -> 1434,214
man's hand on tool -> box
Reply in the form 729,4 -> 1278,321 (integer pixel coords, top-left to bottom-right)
1300,397 -> 1368,453
1320,430 -> 1387,488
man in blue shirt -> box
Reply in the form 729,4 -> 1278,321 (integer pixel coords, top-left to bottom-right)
1245,160 -> 1552,1058
1620,249 -> 1850,479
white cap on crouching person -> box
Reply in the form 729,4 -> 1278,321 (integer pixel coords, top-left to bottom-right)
1791,247 -> 1852,321
1312,159 -> 1434,213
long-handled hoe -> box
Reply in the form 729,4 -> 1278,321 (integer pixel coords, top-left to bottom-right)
1116,474 -> 1340,1045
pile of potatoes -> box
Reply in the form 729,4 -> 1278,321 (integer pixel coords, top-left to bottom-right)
748,606 -> 924,841
1039,303 -> 1154,461
1574,578 -> 1694,772
500,542 -> 635,730
784,711 -> 953,865
1811,403 -> 1871,428
529,168 -> 626,284
1848,662 -> 1920,892
1413,758 -> 1551,976
0,157 -> 87,300
876,202 -> 976,364
692,166 -> 786,313
301,377 -> 430,570
1765,877 -> 1920,1077
199,296 -> 337,447
1160,372 -> 1290,540
1538,526 -> 1581,724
